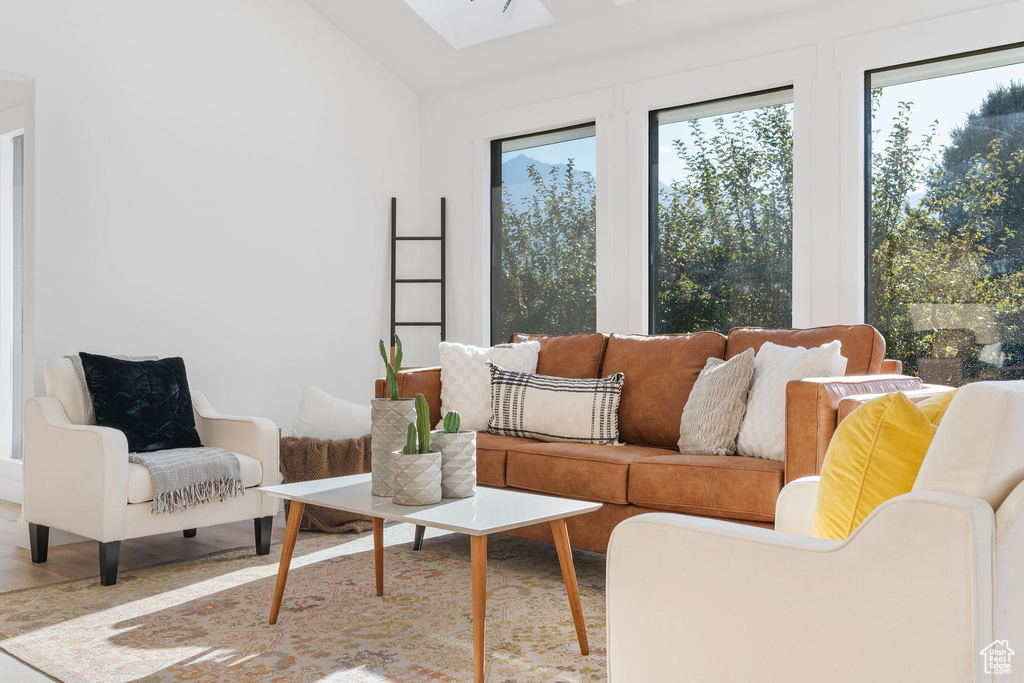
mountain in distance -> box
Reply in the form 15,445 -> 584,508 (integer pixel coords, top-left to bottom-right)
501,154 -> 669,209
501,154 -> 590,208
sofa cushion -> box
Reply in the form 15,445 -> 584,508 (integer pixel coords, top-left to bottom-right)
725,324 -> 886,375
510,333 -> 609,379
506,442 -> 668,504
628,453 -> 784,522
127,451 -> 263,504
475,432 -> 543,487
601,332 -> 727,448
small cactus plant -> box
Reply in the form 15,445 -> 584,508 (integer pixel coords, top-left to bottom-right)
443,411 -> 462,434
402,422 -> 418,455
400,393 -> 433,455
378,335 -> 403,400
415,393 -> 432,454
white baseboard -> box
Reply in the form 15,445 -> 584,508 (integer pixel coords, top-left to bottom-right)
15,516 -> 90,550
0,458 -> 23,504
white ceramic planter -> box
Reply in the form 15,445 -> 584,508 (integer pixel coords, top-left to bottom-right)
391,449 -> 442,506
370,398 -> 417,497
431,430 -> 477,498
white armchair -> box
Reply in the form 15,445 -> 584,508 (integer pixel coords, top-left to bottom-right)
607,380 -> 1024,683
22,358 -> 280,585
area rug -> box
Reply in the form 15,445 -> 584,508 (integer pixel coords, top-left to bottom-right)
0,524 -> 607,682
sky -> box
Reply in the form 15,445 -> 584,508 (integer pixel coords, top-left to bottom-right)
501,135 -> 596,176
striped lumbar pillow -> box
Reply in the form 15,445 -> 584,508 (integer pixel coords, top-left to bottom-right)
486,361 -> 624,445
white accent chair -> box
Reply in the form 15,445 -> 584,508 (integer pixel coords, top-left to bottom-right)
607,380 -> 1024,683
22,358 -> 280,585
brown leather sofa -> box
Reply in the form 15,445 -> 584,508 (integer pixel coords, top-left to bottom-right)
374,325 -> 937,553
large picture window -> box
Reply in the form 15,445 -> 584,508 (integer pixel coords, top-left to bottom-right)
490,124 -> 596,344
867,46 -> 1024,386
650,89 -> 793,335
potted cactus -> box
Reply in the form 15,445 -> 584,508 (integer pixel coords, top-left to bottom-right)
430,410 -> 477,498
391,393 -> 442,506
370,335 -> 417,497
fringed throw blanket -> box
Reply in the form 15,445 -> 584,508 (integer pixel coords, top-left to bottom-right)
129,447 -> 244,514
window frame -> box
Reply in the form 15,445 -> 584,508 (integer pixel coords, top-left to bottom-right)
489,121 -> 597,345
648,86 -> 795,335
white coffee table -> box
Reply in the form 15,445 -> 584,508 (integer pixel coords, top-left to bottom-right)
259,474 -> 601,683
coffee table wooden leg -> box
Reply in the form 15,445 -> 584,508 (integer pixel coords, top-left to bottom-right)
471,534 -> 487,683
550,519 -> 589,655
269,500 -> 304,625
373,517 -> 384,597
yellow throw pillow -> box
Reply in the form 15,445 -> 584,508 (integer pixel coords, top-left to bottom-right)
813,392 -> 938,540
917,388 -> 959,425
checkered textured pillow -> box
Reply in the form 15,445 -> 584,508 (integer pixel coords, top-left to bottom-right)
438,341 -> 541,431
486,362 -> 624,445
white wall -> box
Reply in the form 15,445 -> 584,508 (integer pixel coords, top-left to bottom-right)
417,0 -> 1024,346
0,0 -> 420,435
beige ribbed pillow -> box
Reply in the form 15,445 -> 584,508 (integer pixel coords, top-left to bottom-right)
677,348 -> 755,456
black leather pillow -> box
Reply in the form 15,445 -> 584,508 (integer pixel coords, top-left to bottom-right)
79,353 -> 203,453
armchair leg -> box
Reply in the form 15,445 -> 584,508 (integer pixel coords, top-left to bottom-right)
255,516 -> 273,555
183,528 -> 197,538
413,524 -> 426,551
28,523 -> 49,563
99,541 -> 121,586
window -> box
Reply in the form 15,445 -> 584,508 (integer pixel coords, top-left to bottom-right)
0,127 -> 23,460
650,89 -> 793,335
491,124 -> 596,344
867,46 -> 1024,386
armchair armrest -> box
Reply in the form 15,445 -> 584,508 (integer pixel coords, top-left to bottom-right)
192,392 -> 279,488
23,397 -> 129,542
774,475 -> 819,535
607,492 -> 994,682
374,366 -> 442,427
784,374 -> 923,483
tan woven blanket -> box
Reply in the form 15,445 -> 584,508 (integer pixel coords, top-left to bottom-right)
279,435 -> 373,533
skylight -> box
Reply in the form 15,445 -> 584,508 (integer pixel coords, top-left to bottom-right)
401,0 -> 556,49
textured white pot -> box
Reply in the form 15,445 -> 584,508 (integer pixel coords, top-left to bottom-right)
431,430 -> 477,498
370,398 -> 417,497
391,449 -> 442,506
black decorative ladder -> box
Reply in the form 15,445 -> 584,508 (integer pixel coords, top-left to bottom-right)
390,197 -> 445,552
390,197 -> 447,348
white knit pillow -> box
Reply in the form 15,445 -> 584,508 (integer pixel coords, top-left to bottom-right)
438,341 -> 540,431
736,341 -> 847,461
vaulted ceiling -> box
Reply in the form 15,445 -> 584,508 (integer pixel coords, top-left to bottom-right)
304,0 -> 836,92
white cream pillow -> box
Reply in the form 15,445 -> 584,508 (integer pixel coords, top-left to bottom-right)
292,385 -> 371,440
736,341 -> 845,461
438,340 -> 540,431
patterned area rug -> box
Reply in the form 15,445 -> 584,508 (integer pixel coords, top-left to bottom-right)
0,524 -> 607,682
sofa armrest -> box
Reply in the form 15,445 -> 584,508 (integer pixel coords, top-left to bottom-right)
23,397 -> 130,542
880,358 -> 903,374
774,476 -> 819,535
374,366 -> 442,427
784,374 -> 923,483
837,383 -> 955,423
192,392 -> 279,488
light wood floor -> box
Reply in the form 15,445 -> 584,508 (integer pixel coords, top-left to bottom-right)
0,500 -> 294,681
0,500 -> 290,591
